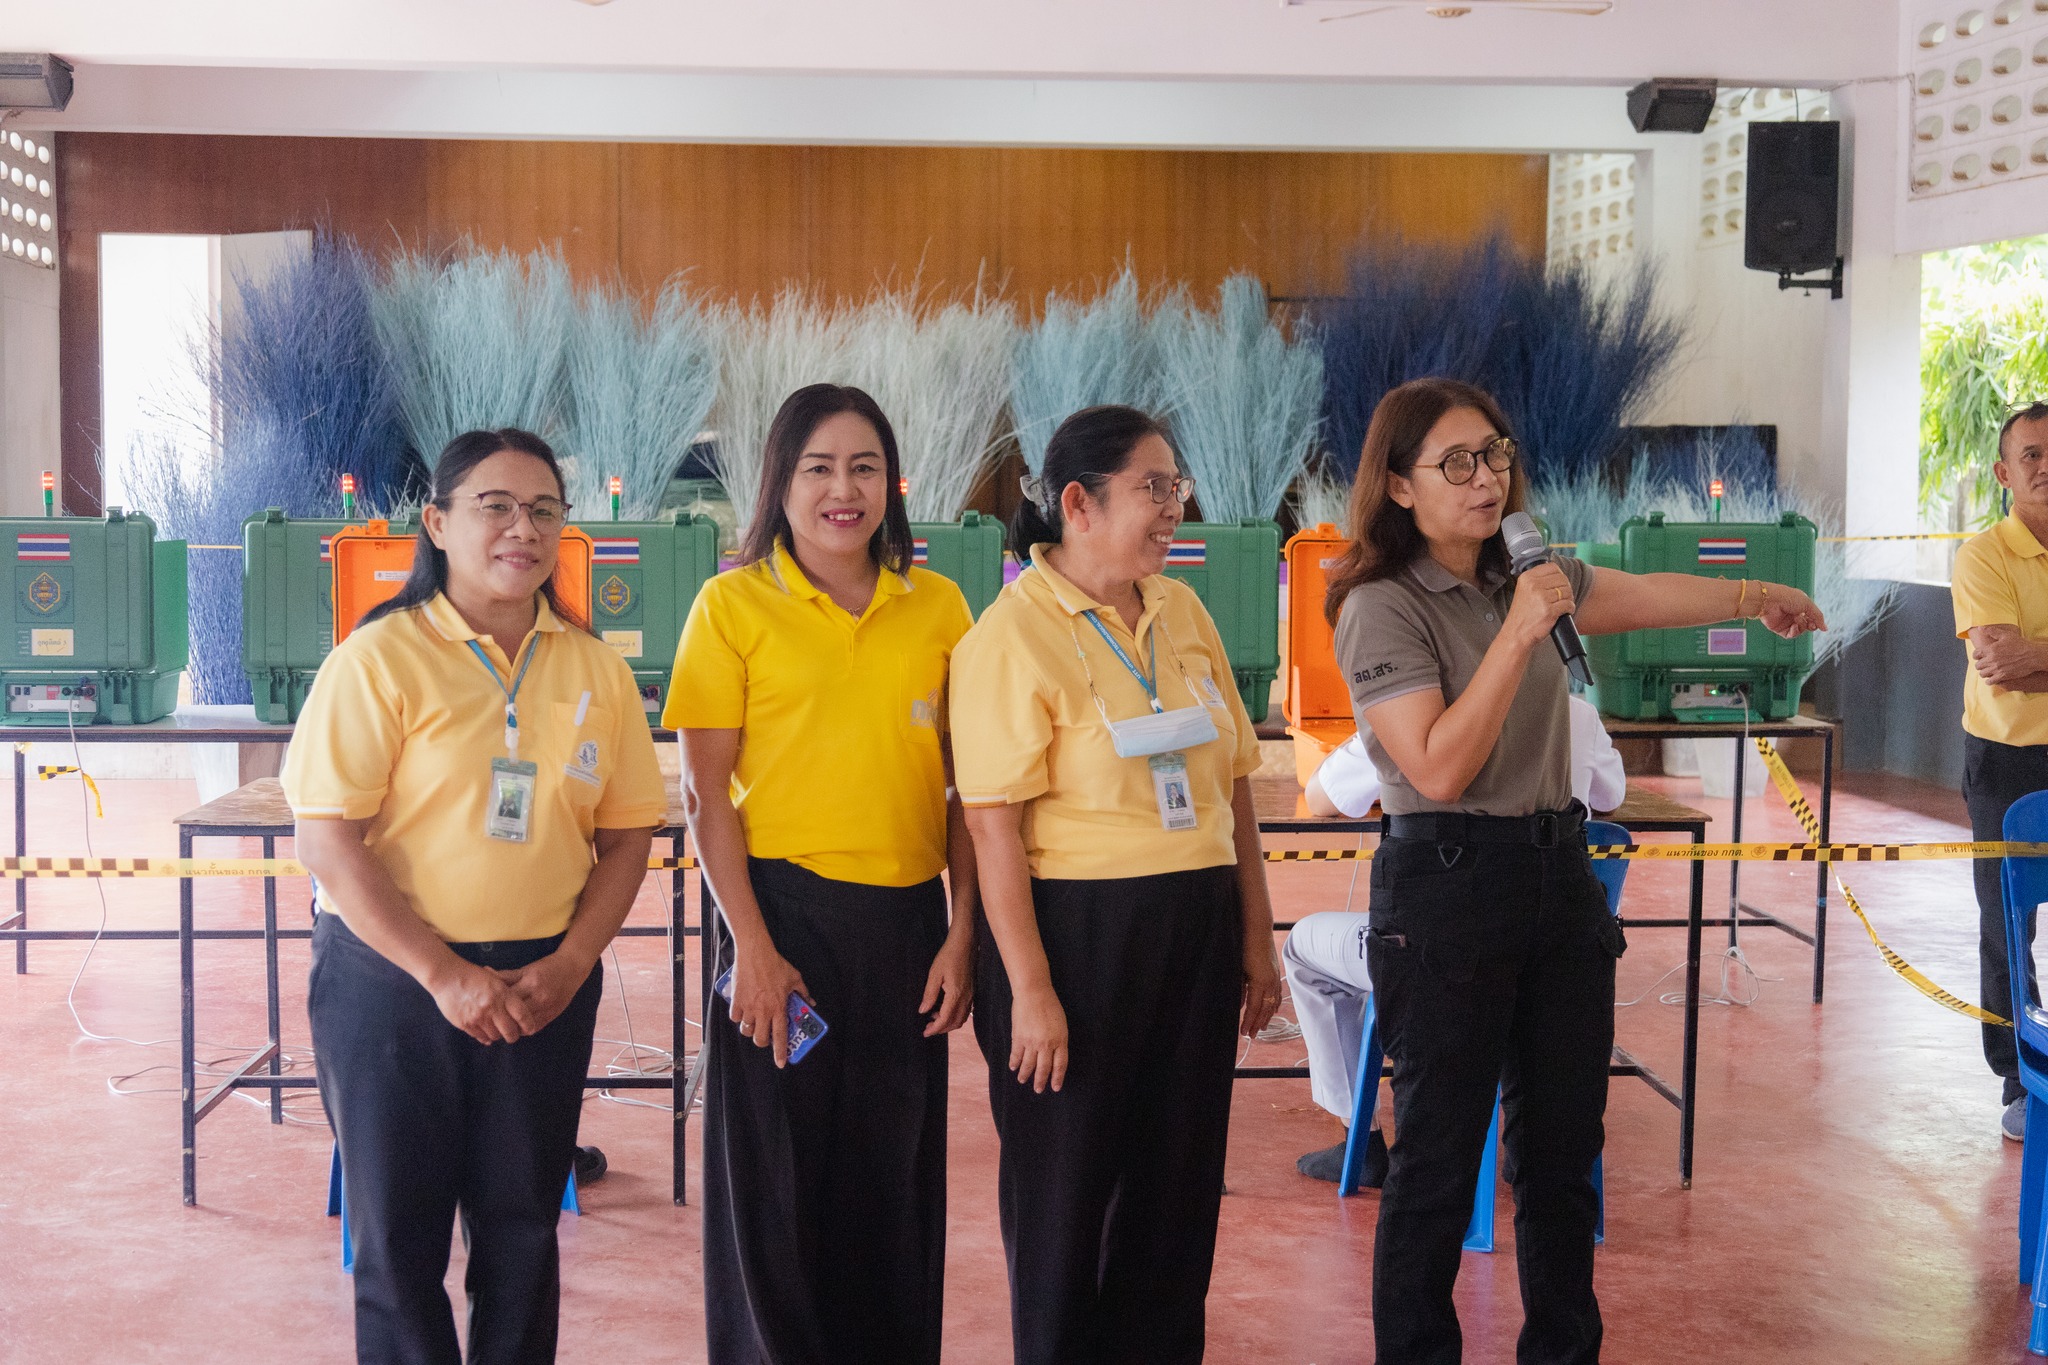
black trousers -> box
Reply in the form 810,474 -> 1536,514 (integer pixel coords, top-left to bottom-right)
702,858 -> 950,1365
1965,733 -> 2048,1104
973,864 -> 1244,1365
309,913 -> 602,1365
1366,831 -> 1622,1365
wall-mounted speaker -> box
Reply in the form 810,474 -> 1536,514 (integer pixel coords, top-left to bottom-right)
1626,79 -> 1717,134
1745,121 -> 1841,276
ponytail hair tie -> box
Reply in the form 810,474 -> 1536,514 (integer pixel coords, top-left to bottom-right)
1019,473 -> 1050,513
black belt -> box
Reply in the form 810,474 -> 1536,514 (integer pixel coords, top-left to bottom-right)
1384,807 -> 1585,849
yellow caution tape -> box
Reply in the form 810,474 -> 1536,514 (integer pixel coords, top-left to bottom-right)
1260,841 -> 2048,864
36,765 -> 104,819
0,855 -> 698,879
1752,736 -> 2011,1027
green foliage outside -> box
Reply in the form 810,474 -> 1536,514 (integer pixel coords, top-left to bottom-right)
1921,234 -> 2048,526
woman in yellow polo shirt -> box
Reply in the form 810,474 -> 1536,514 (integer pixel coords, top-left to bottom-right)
950,404 -> 1284,1365
286,427 -> 666,1365
665,384 -> 977,1365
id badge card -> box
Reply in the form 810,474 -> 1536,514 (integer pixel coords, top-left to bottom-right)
485,758 -> 539,843
1148,751 -> 1199,831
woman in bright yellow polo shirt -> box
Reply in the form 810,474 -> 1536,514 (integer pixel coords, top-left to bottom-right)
951,404 -> 1284,1365
286,428 -> 666,1365
665,384 -> 977,1365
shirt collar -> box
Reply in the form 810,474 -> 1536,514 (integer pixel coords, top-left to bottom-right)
420,592 -> 566,644
1026,543 -> 1170,620
1405,555 -> 1505,595
765,539 -> 913,603
1998,512 -> 2048,560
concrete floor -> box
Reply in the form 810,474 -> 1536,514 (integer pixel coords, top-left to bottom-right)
0,768 -> 2037,1363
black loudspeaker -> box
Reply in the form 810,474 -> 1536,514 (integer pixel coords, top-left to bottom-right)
1626,79 -> 1717,134
1745,121 -> 1841,276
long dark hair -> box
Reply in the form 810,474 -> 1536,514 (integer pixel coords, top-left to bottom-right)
736,384 -> 915,574
358,428 -> 588,631
1008,405 -> 1172,558
1321,377 -> 1526,626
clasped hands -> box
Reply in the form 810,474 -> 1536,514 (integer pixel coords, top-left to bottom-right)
426,950 -> 592,1045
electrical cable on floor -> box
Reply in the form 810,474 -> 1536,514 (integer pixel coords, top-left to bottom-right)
55,712 -> 328,1123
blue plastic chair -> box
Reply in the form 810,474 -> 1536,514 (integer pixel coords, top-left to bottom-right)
2000,792 -> 2048,1354
326,1143 -> 580,1273
1341,821 -> 1625,1255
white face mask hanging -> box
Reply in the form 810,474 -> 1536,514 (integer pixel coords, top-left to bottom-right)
1073,612 -> 1221,760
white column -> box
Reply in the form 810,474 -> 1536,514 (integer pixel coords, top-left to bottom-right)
1821,77 -> 1922,582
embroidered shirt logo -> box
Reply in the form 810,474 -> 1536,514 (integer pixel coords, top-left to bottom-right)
910,688 -> 940,730
1352,662 -> 1400,684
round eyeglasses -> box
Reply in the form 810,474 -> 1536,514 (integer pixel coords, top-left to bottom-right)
468,492 -> 571,531
1137,473 -> 1197,505
1414,437 -> 1518,487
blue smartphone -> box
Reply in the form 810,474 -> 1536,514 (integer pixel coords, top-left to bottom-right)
714,966 -> 829,1064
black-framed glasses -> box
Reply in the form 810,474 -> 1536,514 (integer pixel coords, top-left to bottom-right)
469,491 -> 571,531
1137,473 -> 1197,505
1415,437 -> 1518,486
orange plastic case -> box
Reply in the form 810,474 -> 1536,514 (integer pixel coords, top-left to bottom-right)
330,522 -> 593,644
1282,523 -> 1358,788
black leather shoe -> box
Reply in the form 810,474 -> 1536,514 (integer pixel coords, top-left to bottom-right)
574,1145 -> 609,1185
1297,1128 -> 1388,1188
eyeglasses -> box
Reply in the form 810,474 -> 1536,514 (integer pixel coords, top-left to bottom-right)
1137,474 -> 1197,505
467,492 -> 571,531
1414,436 -> 1518,487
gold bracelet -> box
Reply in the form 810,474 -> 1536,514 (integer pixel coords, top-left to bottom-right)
1755,582 -> 1769,619
1734,579 -> 1749,620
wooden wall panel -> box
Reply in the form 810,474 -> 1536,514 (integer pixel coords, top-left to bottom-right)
56,133 -> 1546,510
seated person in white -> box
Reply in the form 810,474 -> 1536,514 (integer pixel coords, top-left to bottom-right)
1287,694 -> 1628,1184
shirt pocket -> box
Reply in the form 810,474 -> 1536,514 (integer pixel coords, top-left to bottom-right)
551,700 -> 617,809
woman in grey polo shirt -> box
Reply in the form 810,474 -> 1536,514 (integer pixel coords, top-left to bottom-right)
1325,377 -> 1822,1364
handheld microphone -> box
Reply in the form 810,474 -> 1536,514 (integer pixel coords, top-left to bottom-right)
1500,512 -> 1594,687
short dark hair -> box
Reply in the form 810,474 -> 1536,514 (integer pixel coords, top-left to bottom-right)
359,428 -> 587,632
1999,401 -> 2048,461
737,384 -> 915,574
1007,405 -> 1173,558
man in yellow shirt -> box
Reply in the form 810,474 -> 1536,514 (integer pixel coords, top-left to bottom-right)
1952,401 -> 2048,1142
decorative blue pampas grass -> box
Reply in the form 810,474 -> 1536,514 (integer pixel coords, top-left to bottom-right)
708,289 -> 855,528
1290,461 -> 1350,531
373,247 -> 575,464
1486,258 -> 1686,485
1012,268 -> 1174,474
849,284 -> 1018,521
1153,275 -> 1322,523
559,281 -> 721,518
1315,236 -> 1684,484
215,231 -> 414,512
1531,429 -> 1897,668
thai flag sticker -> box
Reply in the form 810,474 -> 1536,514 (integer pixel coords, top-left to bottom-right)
912,538 -> 929,565
16,533 -> 69,562
1697,539 -> 1747,566
319,536 -> 332,563
1167,540 -> 1206,566
591,538 -> 640,565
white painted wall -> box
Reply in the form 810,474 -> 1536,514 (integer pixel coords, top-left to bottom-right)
24,66 -> 1667,154
0,255 -> 59,519
10,0 -> 1900,87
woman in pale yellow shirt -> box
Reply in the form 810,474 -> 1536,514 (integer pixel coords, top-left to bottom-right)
286,428 -> 665,1365
950,405 -> 1282,1365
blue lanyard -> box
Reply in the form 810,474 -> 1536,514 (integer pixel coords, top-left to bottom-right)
467,635 -> 541,761
1082,611 -> 1163,714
